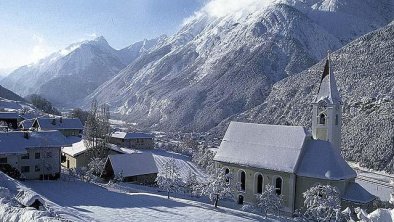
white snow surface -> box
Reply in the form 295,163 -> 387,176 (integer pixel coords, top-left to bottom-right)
23,179 -> 286,222
214,122 -> 308,173
0,172 -> 60,222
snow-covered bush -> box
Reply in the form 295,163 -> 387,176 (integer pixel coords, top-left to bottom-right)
203,167 -> 236,208
241,204 -> 257,213
256,184 -> 284,217
183,170 -> 199,196
302,184 -> 341,221
155,158 -> 183,199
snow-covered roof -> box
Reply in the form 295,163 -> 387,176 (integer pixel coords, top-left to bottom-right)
214,122 -> 309,173
0,112 -> 19,119
314,58 -> 341,104
111,132 -> 153,140
62,140 -> 87,157
296,140 -> 357,180
106,153 -> 158,177
15,190 -> 45,207
19,119 -> 34,129
62,139 -> 125,157
342,182 -> 376,204
34,117 -> 83,130
0,130 -> 70,154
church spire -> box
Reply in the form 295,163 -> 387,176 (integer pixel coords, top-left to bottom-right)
311,53 -> 342,151
314,53 -> 341,105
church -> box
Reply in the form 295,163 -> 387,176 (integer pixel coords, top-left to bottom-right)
214,56 -> 375,214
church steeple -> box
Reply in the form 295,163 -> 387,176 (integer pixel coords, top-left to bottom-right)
312,54 -> 342,150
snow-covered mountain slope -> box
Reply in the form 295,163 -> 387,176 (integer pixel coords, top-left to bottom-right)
0,85 -> 25,102
0,36 -> 161,106
223,23 -> 394,172
84,0 -> 393,132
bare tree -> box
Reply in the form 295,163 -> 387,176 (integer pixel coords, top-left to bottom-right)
83,100 -> 111,160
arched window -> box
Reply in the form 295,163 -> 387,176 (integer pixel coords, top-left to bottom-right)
275,177 -> 282,195
225,168 -> 230,182
257,174 -> 263,194
319,113 -> 326,125
240,171 -> 246,191
335,114 -> 339,125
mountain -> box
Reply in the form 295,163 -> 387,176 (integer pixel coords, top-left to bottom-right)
0,85 -> 25,102
0,36 -> 161,106
84,0 -> 393,131
220,23 -> 394,172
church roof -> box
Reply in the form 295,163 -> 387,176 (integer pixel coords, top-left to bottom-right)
296,139 -> 356,180
214,122 -> 309,173
314,58 -> 341,104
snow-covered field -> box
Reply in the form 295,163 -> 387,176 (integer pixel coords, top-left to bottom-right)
23,179 -> 279,222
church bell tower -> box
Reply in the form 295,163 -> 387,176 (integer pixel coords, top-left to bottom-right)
311,54 -> 342,150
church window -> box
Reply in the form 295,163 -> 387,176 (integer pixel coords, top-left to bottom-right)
335,114 -> 338,125
275,177 -> 282,195
256,174 -> 263,194
240,171 -> 246,191
225,168 -> 230,182
319,113 -> 326,125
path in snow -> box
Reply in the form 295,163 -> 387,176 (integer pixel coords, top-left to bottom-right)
149,149 -> 209,183
23,180 -> 282,222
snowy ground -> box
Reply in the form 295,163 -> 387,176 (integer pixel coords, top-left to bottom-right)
350,162 -> 394,202
23,179 -> 283,222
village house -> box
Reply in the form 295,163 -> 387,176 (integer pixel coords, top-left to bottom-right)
214,57 -> 375,214
0,112 -> 19,130
32,117 -> 83,137
18,119 -> 35,131
0,130 -> 70,180
61,140 -> 124,169
101,152 -> 158,184
109,132 -> 154,149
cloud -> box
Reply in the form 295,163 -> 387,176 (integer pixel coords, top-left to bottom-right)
188,0 -> 283,20
30,34 -> 53,63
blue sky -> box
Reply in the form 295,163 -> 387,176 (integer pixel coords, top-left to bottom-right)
0,0 -> 205,71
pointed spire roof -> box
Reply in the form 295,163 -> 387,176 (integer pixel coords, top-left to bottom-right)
314,54 -> 341,104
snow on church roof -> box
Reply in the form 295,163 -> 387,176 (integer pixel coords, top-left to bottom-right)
214,122 -> 309,173
106,153 -> 158,177
314,58 -> 341,104
296,139 -> 356,180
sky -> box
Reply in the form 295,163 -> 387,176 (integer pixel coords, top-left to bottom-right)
0,0 -> 205,72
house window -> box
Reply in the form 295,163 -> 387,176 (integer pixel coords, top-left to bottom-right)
0,157 -> 7,164
335,114 -> 339,125
256,174 -> 263,194
35,165 -> 40,172
35,152 -> 40,159
240,171 -> 246,191
225,168 -> 230,182
275,177 -> 283,195
319,113 -> 326,125
46,152 -> 52,158
21,166 -> 30,173
21,153 -> 29,159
